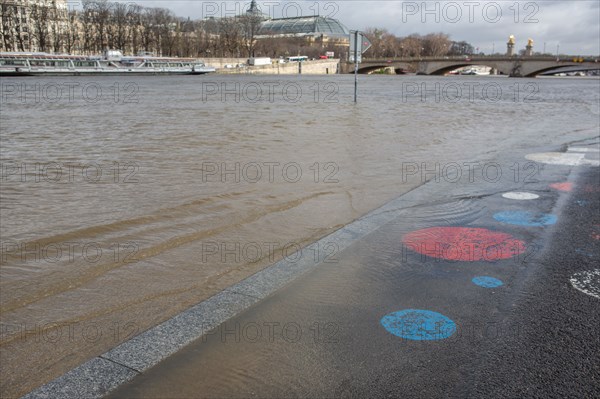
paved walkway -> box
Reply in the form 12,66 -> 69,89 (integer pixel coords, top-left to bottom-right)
25,139 -> 600,398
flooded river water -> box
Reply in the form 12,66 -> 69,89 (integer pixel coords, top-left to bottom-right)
1,74 -> 598,396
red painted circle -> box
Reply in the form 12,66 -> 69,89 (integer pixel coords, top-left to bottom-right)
402,227 -> 526,262
550,182 -> 573,192
592,225 -> 600,241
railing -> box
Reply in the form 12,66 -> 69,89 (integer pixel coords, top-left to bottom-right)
358,55 -> 600,63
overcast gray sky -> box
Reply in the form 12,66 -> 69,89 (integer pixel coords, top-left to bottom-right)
131,1 -> 599,55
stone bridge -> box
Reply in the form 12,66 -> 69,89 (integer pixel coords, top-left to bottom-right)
341,56 -> 600,77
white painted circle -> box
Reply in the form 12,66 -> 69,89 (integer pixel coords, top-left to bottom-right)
583,159 -> 600,167
502,192 -> 540,200
570,269 -> 600,299
568,147 -> 600,153
525,152 -> 585,166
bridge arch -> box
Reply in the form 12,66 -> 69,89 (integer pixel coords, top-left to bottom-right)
356,65 -> 389,74
347,57 -> 599,77
522,64 -> 598,77
356,63 -> 413,74
428,63 -> 499,76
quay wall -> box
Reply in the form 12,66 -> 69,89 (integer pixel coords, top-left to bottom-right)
202,58 -> 340,75
202,58 -> 248,69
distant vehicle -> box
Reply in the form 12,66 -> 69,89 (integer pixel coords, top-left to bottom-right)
248,57 -> 271,66
286,56 -> 308,62
319,55 -> 328,59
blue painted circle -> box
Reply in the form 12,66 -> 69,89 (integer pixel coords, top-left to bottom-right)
380,309 -> 456,341
493,210 -> 557,226
472,276 -> 504,288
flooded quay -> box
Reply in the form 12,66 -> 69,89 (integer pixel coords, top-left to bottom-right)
1,74 -> 599,397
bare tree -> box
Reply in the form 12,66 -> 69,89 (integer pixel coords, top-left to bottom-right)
138,7 -> 155,54
1,0 -> 475,60
399,35 -> 423,58
49,3 -> 66,53
1,1 -> 17,51
90,0 -> 112,51
177,18 -> 200,57
30,2 -> 51,51
423,33 -> 451,57
145,7 -> 175,56
128,4 -> 143,55
64,9 -> 79,54
217,17 -> 242,57
81,1 -> 96,53
109,2 -> 130,52
159,11 -> 179,56
363,27 -> 388,58
238,13 -> 262,58
448,41 -> 474,56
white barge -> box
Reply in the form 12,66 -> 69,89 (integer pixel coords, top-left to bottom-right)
0,50 -> 216,76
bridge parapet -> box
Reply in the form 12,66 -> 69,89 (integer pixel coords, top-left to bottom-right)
345,56 -> 599,77
361,55 -> 599,63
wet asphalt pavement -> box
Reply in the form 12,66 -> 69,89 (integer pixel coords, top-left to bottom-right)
107,140 -> 599,399
470,164 -> 600,398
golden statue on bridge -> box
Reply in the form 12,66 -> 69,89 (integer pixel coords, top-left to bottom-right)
507,35 -> 516,56
526,38 -> 534,56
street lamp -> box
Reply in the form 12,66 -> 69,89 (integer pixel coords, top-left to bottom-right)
556,44 -> 559,57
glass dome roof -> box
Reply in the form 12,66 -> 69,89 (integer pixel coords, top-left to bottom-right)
258,16 -> 349,37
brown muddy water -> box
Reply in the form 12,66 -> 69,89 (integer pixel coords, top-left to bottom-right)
1,74 -> 599,397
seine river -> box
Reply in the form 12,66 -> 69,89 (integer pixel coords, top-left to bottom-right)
1,73 -> 599,396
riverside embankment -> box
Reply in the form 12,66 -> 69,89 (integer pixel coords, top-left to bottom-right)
203,58 -> 340,74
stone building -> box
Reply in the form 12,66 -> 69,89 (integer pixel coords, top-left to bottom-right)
257,15 -> 350,47
248,0 -> 350,56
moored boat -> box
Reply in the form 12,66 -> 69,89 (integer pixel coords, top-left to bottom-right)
0,50 -> 216,76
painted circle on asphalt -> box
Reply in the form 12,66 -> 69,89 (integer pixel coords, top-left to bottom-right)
584,185 -> 600,193
569,270 -> 600,299
380,309 -> 456,340
493,211 -> 557,227
472,276 -> 504,288
525,152 -> 585,166
502,192 -> 540,200
568,147 -> 600,153
550,182 -> 573,192
402,227 -> 526,261
592,225 -> 600,241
